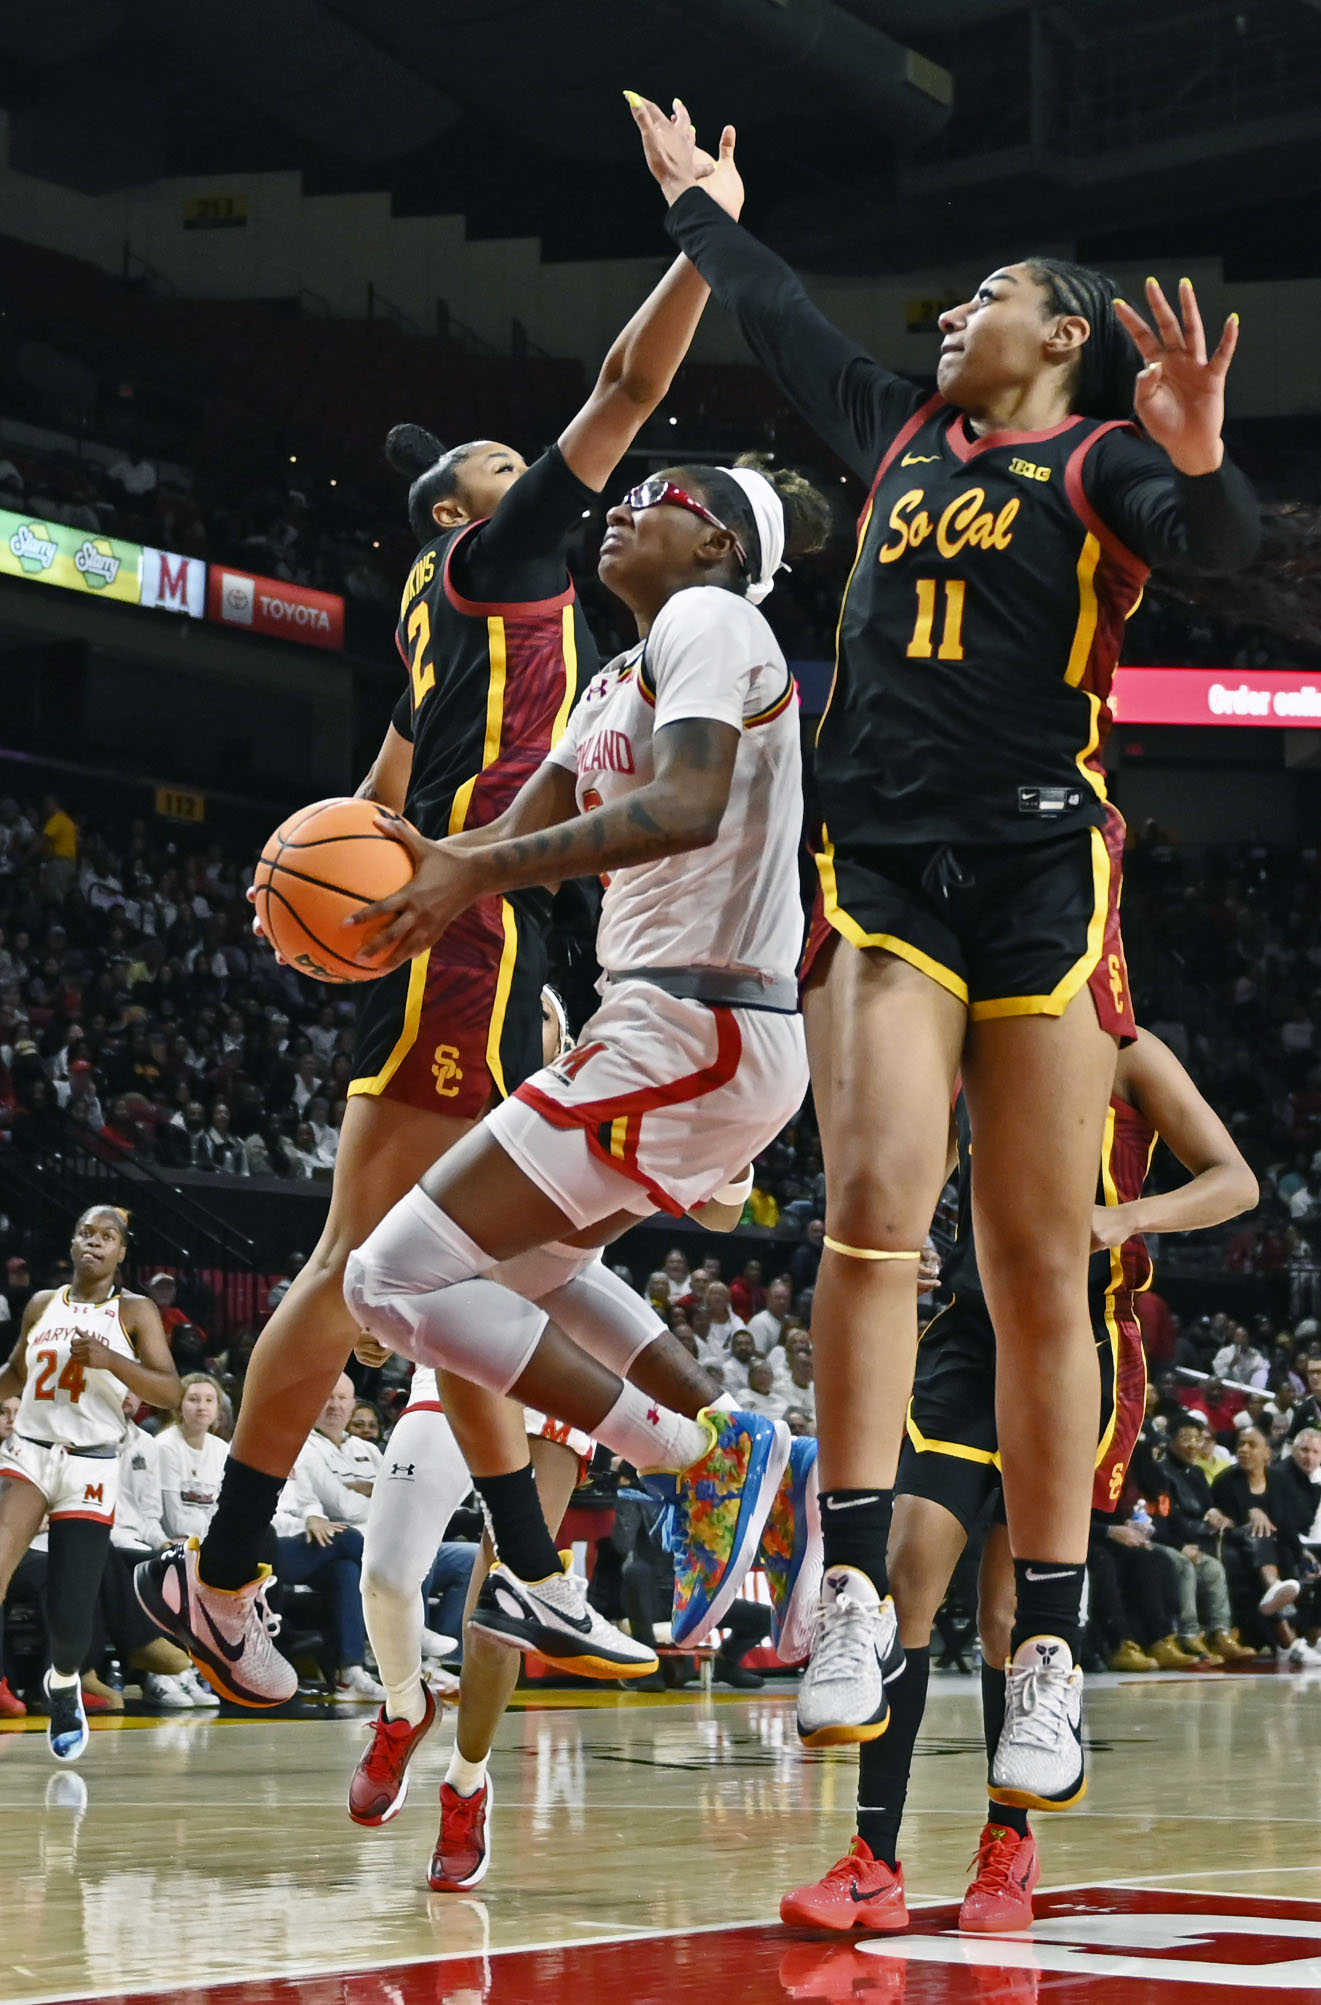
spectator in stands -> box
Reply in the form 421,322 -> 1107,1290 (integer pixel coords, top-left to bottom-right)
660,1248 -> 693,1307
783,1406 -> 814,1438
1151,1417 -> 1240,1662
740,1358 -> 785,1420
720,1327 -> 758,1391
703,1281 -> 746,1354
783,1344 -> 816,1427
748,1277 -> 792,1357
37,794 -> 78,901
205,1100 -> 249,1176
1210,1425 -> 1303,1636
347,1399 -> 384,1445
1288,1355 -> 1321,1437
273,1373 -> 384,1702
1212,1325 -> 1270,1388
729,1259 -> 767,1324
155,1375 -> 231,1544
789,1218 -> 825,1302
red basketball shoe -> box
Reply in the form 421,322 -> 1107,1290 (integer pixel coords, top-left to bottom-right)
347,1685 -> 436,1826
780,1837 -> 908,1933
958,1822 -> 1040,1933
0,1677 -> 26,1717
429,1777 -> 493,1891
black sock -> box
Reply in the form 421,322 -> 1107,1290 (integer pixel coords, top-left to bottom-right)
474,1464 -> 562,1583
856,1645 -> 929,1868
979,1657 -> 1031,1836
820,1488 -> 893,1595
200,1460 -> 287,1590
1011,1558 -> 1086,1660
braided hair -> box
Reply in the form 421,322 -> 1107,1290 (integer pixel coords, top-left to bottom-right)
1025,256 -> 1140,424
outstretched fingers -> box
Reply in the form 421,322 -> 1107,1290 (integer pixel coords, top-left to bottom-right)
1113,296 -> 1160,363
1177,277 -> 1207,366
1209,310 -> 1241,380
1142,275 -> 1186,350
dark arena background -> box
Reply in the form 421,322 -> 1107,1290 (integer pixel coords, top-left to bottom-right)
2,4 -> 1321,2000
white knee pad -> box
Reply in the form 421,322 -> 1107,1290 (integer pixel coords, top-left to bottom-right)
345,1190 -> 546,1395
345,1187 -> 493,1351
540,1257 -> 669,1378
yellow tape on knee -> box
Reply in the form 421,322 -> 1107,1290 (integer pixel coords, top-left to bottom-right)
823,1236 -> 922,1261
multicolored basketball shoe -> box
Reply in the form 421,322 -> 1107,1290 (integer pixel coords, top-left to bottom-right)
657,1407 -> 790,1647
759,1433 -> 822,1665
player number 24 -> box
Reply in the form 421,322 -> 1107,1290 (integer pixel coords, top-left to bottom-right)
32,1349 -> 86,1403
906,577 -> 966,661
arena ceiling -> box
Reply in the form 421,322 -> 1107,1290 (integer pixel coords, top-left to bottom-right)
1,0 -> 1320,275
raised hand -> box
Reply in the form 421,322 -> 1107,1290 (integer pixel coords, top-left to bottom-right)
627,92 -> 742,217
1113,277 -> 1239,477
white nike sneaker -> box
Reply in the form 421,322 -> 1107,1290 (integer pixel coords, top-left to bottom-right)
796,1565 -> 905,1748
181,1668 -> 221,1708
990,1635 -> 1087,1811
1287,1637 -> 1321,1669
336,1664 -> 388,1703
421,1627 -> 458,1660
142,1672 -> 196,1710
134,1539 -> 296,1708
468,1556 -> 659,1678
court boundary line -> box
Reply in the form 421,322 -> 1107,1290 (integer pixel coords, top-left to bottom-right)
15,1877 -> 1321,2005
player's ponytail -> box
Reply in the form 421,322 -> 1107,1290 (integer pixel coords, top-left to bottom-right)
1026,257 -> 1140,424
734,453 -> 834,563
385,424 -> 465,546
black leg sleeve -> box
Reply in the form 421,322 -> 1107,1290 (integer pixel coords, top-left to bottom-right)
46,1520 -> 112,1678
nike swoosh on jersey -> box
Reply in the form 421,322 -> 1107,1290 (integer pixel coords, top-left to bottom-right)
900,452 -> 940,465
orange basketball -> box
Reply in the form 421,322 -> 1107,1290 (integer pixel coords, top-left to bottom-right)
252,796 -> 416,984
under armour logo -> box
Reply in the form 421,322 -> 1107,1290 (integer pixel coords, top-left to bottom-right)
390,1462 -> 416,1478
646,1404 -> 660,1426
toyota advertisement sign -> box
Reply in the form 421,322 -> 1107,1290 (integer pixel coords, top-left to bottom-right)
207,567 -> 345,651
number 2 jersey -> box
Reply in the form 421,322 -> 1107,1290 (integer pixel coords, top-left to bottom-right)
15,1289 -> 135,1449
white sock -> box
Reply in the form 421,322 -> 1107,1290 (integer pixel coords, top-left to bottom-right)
48,1668 -> 80,1690
445,1747 -> 489,1798
596,1381 -> 711,1472
711,1392 -> 738,1413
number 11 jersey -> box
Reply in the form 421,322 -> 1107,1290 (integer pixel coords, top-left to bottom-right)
822,397 -> 1150,851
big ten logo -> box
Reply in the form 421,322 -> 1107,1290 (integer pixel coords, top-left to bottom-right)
1108,952 -> 1126,1012
431,1044 -> 464,1098
879,485 -> 1020,564
1009,456 -> 1052,481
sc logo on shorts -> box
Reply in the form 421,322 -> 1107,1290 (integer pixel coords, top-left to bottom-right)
1107,953 -> 1126,1012
431,1044 -> 464,1097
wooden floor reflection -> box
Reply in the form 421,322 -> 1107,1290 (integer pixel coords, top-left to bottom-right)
2,1666 -> 1319,2003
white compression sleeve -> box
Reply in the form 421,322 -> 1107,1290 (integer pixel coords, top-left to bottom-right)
536,1259 -> 669,1378
361,1407 -> 473,1725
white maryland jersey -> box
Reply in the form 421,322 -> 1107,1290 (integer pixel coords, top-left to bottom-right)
547,587 -> 804,984
16,1289 -> 134,1449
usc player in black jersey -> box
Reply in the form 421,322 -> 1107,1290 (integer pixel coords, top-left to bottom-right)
781,1029 -> 1257,1935
135,106 -> 747,1709
632,102 -> 1259,1794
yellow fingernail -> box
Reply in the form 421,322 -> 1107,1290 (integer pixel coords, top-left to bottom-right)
1180,275 -> 1192,288
1146,274 -> 1158,286
623,89 -> 644,108
1113,297 -> 1128,308
1230,312 -> 1240,324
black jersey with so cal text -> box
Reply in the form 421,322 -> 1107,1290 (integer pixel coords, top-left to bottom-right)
824,399 -> 1149,851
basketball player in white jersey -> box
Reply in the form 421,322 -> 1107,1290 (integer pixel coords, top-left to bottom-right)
349,987 -> 823,1890
340,455 -> 832,1673
0,1207 -> 179,1758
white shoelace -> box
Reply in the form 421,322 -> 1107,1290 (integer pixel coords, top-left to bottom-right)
812,1595 -> 880,1683
1003,1664 -> 1075,1750
250,1581 -> 283,1642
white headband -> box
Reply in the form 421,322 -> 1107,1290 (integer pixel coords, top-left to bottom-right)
719,466 -> 786,606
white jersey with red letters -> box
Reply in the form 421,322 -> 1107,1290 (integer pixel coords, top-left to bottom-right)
13,1288 -> 134,1449
546,586 -> 802,983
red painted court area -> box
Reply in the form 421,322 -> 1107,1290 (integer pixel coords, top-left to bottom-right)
50,1889 -> 1321,2004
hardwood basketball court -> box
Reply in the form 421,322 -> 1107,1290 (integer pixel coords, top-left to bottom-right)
3,1664 -> 1318,2003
